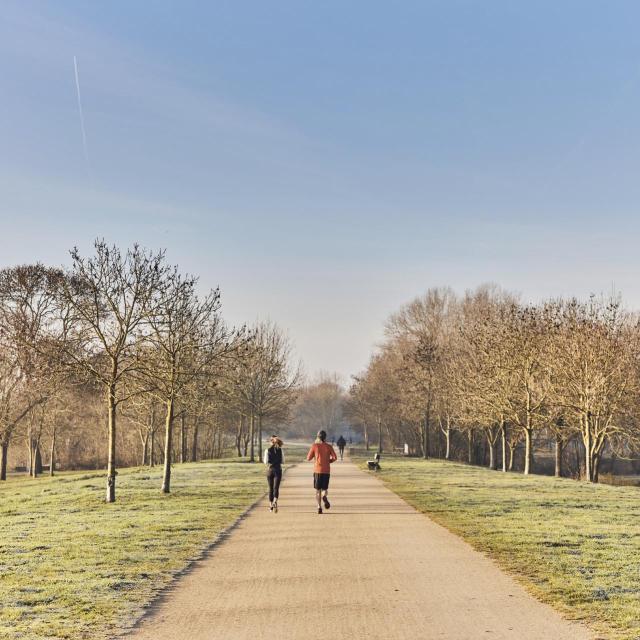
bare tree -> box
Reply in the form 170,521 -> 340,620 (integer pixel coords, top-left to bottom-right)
0,265 -> 63,480
143,271 -> 244,492
386,288 -> 457,459
345,379 -> 372,449
122,390 -> 162,467
234,322 -> 299,461
547,296 -> 639,482
291,373 -> 346,440
55,241 -> 168,502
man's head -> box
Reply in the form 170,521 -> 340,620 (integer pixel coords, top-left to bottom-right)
316,430 -> 327,442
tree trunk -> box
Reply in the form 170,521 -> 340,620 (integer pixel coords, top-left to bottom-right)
584,416 -> 592,482
149,429 -> 155,467
32,442 -> 42,477
364,422 -> 369,451
258,414 -> 263,462
523,427 -> 533,475
592,452 -> 601,483
28,432 -> 33,476
161,396 -> 174,493
36,443 -> 43,475
554,433 -> 563,478
488,435 -> 497,471
508,443 -> 515,471
49,429 -> 56,477
444,423 -> 451,461
0,440 -> 8,481
141,434 -> 149,467
236,415 -> 243,457
377,416 -> 383,454
422,413 -> 430,460
249,412 -> 255,462
243,424 -> 249,456
180,412 -> 186,464
524,391 -> 534,475
191,421 -> 199,462
467,429 -> 473,464
106,383 -> 117,503
501,422 -> 507,472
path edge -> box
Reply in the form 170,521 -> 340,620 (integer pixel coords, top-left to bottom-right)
362,463 -> 597,640
115,463 -> 298,639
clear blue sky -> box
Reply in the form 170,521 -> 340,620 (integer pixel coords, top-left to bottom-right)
2,1 -> 640,380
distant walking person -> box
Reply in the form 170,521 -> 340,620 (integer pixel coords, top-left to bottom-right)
264,435 -> 284,513
307,430 -> 337,514
337,435 -> 346,460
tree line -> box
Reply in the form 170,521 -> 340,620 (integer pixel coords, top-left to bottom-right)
0,241 -> 298,501
349,285 -> 640,482
287,372 -> 349,440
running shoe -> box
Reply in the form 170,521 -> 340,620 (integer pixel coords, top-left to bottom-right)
273,500 -> 278,513
323,496 -> 331,510
317,507 -> 323,514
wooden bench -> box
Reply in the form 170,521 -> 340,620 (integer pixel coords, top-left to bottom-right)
367,453 -> 381,471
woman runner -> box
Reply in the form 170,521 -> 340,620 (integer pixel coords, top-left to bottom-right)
263,435 -> 284,512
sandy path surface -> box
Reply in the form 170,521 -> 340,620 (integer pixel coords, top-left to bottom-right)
127,460 -> 592,640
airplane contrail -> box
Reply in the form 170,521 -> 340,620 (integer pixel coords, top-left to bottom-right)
73,55 -> 90,169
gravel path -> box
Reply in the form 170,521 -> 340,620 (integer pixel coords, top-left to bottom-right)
127,460 -> 592,640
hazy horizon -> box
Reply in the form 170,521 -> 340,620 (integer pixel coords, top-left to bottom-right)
3,1 -> 640,381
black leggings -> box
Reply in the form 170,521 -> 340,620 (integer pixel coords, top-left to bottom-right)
267,466 -> 282,502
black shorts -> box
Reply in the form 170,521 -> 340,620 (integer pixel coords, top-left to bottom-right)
313,473 -> 330,490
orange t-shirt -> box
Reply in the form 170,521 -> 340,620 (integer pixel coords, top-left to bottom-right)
307,442 -> 337,473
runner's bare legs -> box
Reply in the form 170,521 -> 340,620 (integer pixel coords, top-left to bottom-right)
315,488 -> 330,510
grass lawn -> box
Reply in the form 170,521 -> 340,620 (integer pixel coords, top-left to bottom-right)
0,458 -> 276,640
365,457 -> 640,640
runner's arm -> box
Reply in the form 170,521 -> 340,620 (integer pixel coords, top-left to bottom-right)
263,449 -> 269,465
329,446 -> 338,463
306,445 -> 315,461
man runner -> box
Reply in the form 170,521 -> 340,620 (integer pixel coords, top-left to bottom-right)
336,435 -> 346,460
307,430 -> 337,514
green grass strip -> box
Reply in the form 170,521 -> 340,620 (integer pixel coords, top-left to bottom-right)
365,457 -> 640,640
0,460 -> 268,639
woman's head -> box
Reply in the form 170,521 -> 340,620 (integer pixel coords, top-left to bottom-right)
316,429 -> 327,442
270,435 -> 283,447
